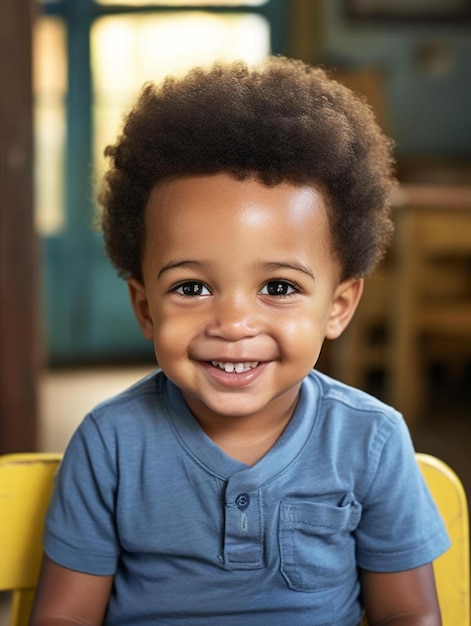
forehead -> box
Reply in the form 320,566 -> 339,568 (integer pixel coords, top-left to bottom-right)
145,173 -> 331,243
142,173 -> 340,283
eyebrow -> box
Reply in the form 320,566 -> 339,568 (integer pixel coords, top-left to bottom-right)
260,261 -> 315,281
157,259 -> 316,281
157,260 -> 201,279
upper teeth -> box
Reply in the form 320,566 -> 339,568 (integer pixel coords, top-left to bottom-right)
211,361 -> 259,373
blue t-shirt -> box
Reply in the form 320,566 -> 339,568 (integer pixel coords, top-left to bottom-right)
44,369 -> 450,625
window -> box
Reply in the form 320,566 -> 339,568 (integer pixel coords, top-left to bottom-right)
33,16 -> 66,235
34,0 -> 283,236
91,9 -> 270,190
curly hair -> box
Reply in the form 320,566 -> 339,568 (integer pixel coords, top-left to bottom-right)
99,56 -> 396,282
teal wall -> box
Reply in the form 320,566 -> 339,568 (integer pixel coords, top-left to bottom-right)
321,2 -> 471,157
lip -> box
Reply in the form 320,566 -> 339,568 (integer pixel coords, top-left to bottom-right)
199,360 -> 269,388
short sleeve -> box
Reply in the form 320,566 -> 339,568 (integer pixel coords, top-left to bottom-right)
355,414 -> 450,572
43,413 -> 120,575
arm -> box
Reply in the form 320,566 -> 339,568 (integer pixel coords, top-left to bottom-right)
30,556 -> 113,626
361,563 -> 442,626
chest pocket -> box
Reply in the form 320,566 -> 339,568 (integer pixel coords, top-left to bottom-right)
279,493 -> 362,592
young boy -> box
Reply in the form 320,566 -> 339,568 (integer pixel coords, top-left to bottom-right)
31,56 -> 450,626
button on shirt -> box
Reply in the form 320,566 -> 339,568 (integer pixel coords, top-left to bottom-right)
43,370 -> 450,625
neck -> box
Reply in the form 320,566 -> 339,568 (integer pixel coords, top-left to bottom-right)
183,393 -> 299,466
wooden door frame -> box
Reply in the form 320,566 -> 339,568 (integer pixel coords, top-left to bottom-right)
0,0 -> 38,452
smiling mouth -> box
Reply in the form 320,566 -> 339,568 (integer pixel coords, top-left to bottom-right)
210,361 -> 259,373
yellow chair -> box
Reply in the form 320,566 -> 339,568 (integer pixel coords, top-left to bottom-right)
415,453 -> 470,625
0,453 -> 468,626
0,453 -> 62,626
362,453 -> 470,625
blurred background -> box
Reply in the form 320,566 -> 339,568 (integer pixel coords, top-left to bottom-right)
1,0 -> 470,487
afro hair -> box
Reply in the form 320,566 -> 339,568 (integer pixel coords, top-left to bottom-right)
99,56 -> 396,281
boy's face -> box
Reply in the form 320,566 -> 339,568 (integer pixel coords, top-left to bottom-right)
129,173 -> 362,427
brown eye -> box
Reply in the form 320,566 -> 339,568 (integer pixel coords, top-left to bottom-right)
261,280 -> 297,296
175,282 -> 210,296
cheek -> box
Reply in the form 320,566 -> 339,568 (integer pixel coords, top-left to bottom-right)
151,310 -> 196,359
278,316 -> 325,355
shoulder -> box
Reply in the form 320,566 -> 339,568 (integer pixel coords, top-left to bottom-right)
92,368 -> 164,414
56,370 -> 184,500
302,370 -> 411,494
66,369 -> 178,455
87,368 -> 170,427
306,369 -> 401,428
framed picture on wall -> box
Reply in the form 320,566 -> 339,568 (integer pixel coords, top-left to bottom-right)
346,0 -> 471,21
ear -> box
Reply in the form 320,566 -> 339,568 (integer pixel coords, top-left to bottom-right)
127,278 -> 154,341
325,278 -> 364,340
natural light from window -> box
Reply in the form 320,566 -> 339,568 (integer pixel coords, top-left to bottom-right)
95,1 -> 267,6
91,11 -> 270,190
33,17 -> 67,236
33,6 -> 270,235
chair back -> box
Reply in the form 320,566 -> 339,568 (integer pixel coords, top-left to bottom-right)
416,453 -> 470,625
0,453 -> 62,626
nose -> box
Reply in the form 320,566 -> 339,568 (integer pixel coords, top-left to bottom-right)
205,295 -> 259,341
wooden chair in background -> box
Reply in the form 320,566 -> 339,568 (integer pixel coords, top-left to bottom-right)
388,185 -> 471,424
327,66 -> 471,425
333,184 -> 471,426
